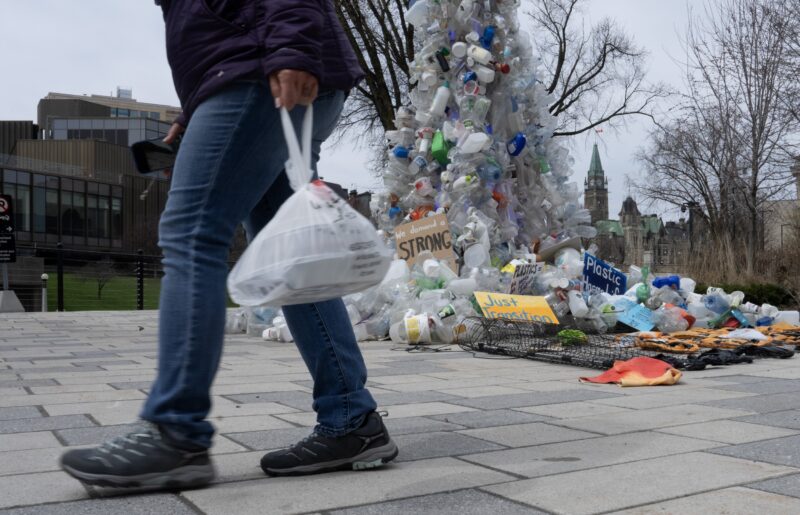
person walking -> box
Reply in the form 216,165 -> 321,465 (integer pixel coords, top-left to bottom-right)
60,0 -> 397,488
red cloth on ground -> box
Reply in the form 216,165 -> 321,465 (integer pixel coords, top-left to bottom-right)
579,357 -> 682,387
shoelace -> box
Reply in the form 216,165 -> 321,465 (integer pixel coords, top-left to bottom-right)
99,424 -> 160,454
291,432 -> 320,451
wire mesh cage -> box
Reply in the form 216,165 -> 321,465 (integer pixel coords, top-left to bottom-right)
455,316 -> 660,370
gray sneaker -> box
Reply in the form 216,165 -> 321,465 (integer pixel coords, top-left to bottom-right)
60,422 -> 215,489
260,412 -> 399,476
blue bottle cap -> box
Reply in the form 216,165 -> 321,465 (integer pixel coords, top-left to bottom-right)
463,71 -> 478,83
506,132 -> 527,156
481,26 -> 495,49
393,146 -> 409,159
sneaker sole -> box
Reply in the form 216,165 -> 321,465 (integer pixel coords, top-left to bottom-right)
61,463 -> 216,489
263,440 -> 399,477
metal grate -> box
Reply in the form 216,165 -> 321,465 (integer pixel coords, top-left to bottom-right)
455,317 -> 797,371
455,317 -> 657,370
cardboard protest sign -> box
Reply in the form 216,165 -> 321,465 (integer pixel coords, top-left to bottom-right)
394,213 -> 457,271
583,253 -> 627,295
615,299 -> 655,332
474,291 -> 560,325
508,262 -> 544,295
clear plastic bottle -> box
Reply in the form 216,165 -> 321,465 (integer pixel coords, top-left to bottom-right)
703,293 -> 731,315
567,290 -> 589,318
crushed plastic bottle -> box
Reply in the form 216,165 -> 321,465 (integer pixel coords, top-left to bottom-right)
653,305 -> 690,333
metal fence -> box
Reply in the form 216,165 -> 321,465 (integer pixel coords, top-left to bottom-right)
7,244 -> 243,312
9,245 -> 161,312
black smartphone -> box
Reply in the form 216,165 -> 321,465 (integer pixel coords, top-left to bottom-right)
131,136 -> 181,174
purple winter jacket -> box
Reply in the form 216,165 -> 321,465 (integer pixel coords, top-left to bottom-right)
155,0 -> 364,126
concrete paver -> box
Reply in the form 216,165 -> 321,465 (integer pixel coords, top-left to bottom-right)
182,457 -> 515,514
655,419 -> 799,444
611,486 -> 800,515
1,311 -> 799,514
482,453 -> 795,514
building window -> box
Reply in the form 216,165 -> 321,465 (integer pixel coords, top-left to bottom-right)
99,196 -> 110,239
15,182 -> 31,233
46,188 -> 59,235
111,197 -> 122,240
32,174 -> 46,233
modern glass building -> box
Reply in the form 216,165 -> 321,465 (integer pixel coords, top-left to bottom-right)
0,90 -> 177,255
0,168 -> 123,248
49,117 -> 170,147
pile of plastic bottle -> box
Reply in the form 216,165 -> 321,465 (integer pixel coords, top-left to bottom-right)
225,242 -> 798,344
371,0 -> 596,262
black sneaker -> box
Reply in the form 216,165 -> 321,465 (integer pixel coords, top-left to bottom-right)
60,422 -> 215,489
260,412 -> 398,476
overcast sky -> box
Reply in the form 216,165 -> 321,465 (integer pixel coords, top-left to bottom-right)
1,0 -> 690,220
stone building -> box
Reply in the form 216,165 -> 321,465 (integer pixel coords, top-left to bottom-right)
583,143 -> 608,224
583,145 -> 692,272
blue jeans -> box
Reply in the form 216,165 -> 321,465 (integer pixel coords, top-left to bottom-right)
140,82 -> 377,449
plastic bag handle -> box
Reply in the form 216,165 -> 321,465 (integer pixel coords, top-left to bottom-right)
279,106 -> 314,190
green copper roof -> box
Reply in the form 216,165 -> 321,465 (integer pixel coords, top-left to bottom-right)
595,219 -> 623,236
641,215 -> 662,235
588,143 -> 604,177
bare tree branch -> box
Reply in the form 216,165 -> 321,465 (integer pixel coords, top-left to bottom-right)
527,0 -> 671,137
636,0 -> 799,278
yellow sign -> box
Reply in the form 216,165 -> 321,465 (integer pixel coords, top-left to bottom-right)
474,292 -> 560,325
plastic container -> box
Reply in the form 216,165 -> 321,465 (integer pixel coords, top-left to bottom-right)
567,290 -> 589,318
703,293 -> 731,315
775,311 -> 800,326
389,314 -> 433,344
679,277 -> 696,294
448,277 -> 477,296
473,65 -> 495,83
353,323 -> 369,342
451,41 -> 468,58
430,84 -> 451,116
405,0 -> 429,27
467,45 -> 492,65
459,132 -> 489,153
463,243 -> 490,268
346,304 -> 361,325
652,275 -> 680,289
653,306 -> 689,333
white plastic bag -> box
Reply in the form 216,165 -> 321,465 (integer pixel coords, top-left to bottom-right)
227,106 -> 393,307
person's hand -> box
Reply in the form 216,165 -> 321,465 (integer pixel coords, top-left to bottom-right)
269,69 -> 319,111
163,122 -> 184,144
161,123 -> 184,178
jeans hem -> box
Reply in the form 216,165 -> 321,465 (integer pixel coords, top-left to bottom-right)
313,411 -> 371,437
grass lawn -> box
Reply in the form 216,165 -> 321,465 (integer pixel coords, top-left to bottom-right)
47,273 -> 239,311
47,273 -> 161,311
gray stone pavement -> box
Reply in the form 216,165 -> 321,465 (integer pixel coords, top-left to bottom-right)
0,311 -> 799,514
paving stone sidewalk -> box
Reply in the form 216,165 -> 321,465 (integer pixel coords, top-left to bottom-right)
1,311 -> 799,514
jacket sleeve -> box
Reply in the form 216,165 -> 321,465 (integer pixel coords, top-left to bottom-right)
261,1 -> 326,81
174,112 -> 187,127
